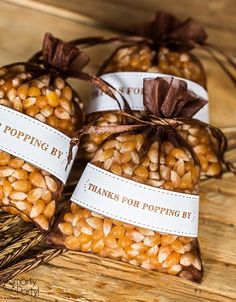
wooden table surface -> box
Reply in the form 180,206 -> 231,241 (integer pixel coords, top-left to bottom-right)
0,1 -> 236,301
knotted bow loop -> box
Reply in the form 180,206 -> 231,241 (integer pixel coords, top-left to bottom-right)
143,77 -> 208,118
27,33 -> 117,101
169,18 -> 207,48
42,33 -> 90,75
135,11 -> 207,51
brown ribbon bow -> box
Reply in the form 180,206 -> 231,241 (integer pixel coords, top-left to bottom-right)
134,11 -> 207,51
143,77 -> 207,117
42,33 -> 90,75
27,32 -> 89,76
68,77 -> 233,176
26,33 -> 117,100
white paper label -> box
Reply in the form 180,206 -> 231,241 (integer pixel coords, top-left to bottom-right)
87,72 -> 209,123
0,105 -> 77,184
71,163 -> 199,237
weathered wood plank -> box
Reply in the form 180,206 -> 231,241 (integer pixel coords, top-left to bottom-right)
0,1 -> 235,302
0,2 -> 112,66
19,0 -> 236,32
200,190 -> 236,226
199,219 -> 236,265
1,253 -> 236,302
20,0 -> 236,52
199,176 -> 236,226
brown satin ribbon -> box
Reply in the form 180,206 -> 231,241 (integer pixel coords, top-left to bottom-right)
134,11 -> 207,51
68,77 -> 234,176
143,77 -> 208,117
42,32 -> 90,74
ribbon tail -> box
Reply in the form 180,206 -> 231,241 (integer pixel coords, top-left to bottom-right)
205,43 -> 236,69
28,51 -> 43,64
66,125 -> 91,169
70,36 -> 122,48
77,71 -> 134,116
223,161 -> 236,175
70,35 -> 152,49
76,71 -> 117,100
201,45 -> 236,86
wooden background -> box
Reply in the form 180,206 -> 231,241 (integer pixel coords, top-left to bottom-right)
0,0 -> 236,301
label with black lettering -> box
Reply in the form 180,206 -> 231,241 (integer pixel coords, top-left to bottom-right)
71,163 -> 199,237
0,105 -> 77,183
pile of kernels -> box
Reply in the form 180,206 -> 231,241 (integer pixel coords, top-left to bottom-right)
0,64 -> 79,230
81,113 -> 123,159
93,133 -> 200,193
179,124 -> 222,177
57,133 -> 202,281
81,113 -> 222,177
0,65 -> 78,136
101,45 -> 154,72
100,46 -> 206,87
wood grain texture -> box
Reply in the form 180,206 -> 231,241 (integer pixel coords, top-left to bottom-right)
21,0 -> 236,31
21,0 -> 236,51
1,252 -> 236,302
0,1 -> 235,301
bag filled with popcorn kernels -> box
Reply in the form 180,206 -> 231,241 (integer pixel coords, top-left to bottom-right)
46,77 -> 219,283
80,11 -> 234,178
0,33 -> 96,231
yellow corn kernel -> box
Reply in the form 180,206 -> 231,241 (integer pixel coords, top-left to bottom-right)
110,162 -> 122,176
12,180 -> 32,193
26,105 -> 40,117
47,116 -> 59,129
29,172 -> 46,188
16,85 -> 28,99
134,166 -> 149,179
28,86 -> 41,97
36,96 -> 48,109
61,86 -> 72,100
47,91 -> 60,107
